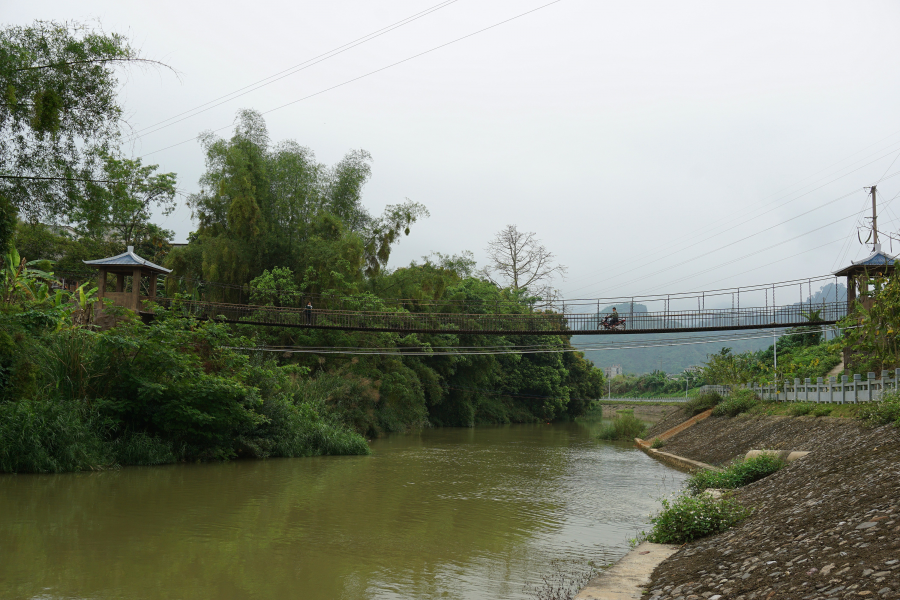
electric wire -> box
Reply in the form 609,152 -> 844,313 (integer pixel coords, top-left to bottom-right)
138,0 -> 565,159
564,142 -> 900,294
123,0 -> 461,142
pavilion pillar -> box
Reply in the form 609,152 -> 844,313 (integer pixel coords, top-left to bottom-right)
97,269 -> 107,301
116,273 -> 124,292
132,267 -> 142,311
846,275 -> 855,312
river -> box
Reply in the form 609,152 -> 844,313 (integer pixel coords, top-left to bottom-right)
1,416 -> 686,600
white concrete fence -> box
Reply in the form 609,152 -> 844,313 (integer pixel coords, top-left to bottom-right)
744,368 -> 900,404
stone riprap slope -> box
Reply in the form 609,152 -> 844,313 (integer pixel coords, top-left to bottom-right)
645,418 -> 900,600
657,415 -> 860,466
645,407 -> 690,439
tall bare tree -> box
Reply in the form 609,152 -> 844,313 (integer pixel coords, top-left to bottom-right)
483,224 -> 567,301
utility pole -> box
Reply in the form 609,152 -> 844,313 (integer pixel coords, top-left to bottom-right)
872,185 -> 878,248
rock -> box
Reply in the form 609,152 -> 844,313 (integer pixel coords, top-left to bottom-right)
863,569 -> 874,576
871,571 -> 890,577
821,563 -> 836,575
855,522 -> 879,530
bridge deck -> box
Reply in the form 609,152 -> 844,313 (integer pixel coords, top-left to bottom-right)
147,299 -> 846,336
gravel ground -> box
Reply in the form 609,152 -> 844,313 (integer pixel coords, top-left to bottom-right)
644,416 -> 900,600
658,415 -> 859,466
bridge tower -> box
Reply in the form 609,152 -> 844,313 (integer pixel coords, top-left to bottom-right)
83,246 -> 171,327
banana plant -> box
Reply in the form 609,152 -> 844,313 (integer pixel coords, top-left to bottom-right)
1,247 -> 57,305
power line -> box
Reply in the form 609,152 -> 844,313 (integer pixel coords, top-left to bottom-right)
564,140 -> 900,294
124,0 -> 461,142
138,0 -> 565,159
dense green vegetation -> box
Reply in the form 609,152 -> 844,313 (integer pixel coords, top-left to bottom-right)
640,493 -> 751,545
685,454 -> 785,495
682,391 -> 723,416
699,313 -> 841,386
605,369 -> 704,398
596,410 -> 646,441
0,22 -> 605,473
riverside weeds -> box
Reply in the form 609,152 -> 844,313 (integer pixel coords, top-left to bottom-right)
524,559 -> 598,600
711,389 -> 759,417
858,390 -> 900,427
640,493 -> 751,545
685,454 -> 785,495
596,412 -> 646,441
682,391 -> 722,417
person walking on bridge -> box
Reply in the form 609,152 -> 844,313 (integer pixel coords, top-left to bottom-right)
305,301 -> 313,325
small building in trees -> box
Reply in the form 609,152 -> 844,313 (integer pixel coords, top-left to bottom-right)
833,243 -> 896,313
83,246 -> 170,319
834,242 -> 897,367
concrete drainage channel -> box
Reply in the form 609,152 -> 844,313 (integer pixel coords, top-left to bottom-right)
573,411 -> 812,599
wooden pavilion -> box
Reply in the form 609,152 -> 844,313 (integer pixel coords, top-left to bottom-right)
833,243 -> 897,313
83,246 -> 170,314
834,242 -> 897,367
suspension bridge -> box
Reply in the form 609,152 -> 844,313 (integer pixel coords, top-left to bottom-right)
74,247 -> 873,336
146,296 -> 846,335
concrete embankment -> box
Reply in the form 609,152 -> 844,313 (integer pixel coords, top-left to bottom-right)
574,542 -> 679,600
638,413 -> 900,600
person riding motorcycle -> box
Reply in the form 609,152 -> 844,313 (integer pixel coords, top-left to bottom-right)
603,307 -> 620,327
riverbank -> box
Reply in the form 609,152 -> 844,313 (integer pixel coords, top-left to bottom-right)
639,413 -> 900,600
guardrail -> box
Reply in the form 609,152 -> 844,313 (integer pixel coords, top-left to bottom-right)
745,369 -> 900,403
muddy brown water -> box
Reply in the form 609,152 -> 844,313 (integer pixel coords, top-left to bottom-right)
1,418 -> 685,600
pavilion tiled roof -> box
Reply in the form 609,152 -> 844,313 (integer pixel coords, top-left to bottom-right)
83,246 -> 171,274
834,243 -> 897,277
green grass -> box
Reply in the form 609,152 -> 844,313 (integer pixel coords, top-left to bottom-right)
0,398 -> 111,473
685,454 -> 785,495
858,391 -> 900,427
787,402 -> 833,417
682,391 -> 723,416
650,437 -> 665,449
711,389 -> 760,417
596,413 -> 647,441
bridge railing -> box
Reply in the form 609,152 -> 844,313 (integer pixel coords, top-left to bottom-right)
747,369 -> 900,403
145,298 -> 848,334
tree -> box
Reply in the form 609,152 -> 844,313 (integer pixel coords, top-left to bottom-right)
482,225 -> 567,302
0,20 -> 162,248
71,151 -> 177,247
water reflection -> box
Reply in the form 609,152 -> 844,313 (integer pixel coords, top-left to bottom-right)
1,419 -> 685,600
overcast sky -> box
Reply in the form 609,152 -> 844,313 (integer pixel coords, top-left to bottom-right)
8,0 -> 900,306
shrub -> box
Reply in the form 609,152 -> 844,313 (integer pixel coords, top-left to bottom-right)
811,404 -> 832,417
596,412 -> 646,441
0,398 -> 111,473
712,389 -> 759,417
789,402 -> 814,416
683,391 -> 722,416
686,454 -> 785,495
643,493 -> 751,544
650,437 -> 665,449
858,391 -> 900,427
788,402 -> 832,417
111,432 -> 181,466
